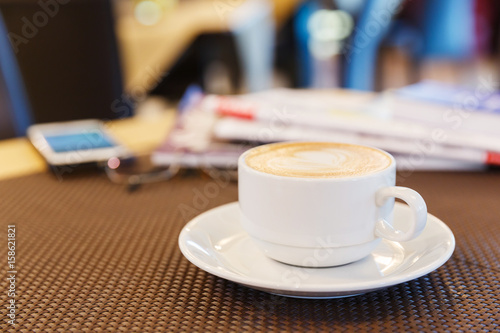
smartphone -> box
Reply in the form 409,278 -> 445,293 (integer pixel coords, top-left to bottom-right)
27,119 -> 132,166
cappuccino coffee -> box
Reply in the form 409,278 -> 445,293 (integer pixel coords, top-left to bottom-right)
245,142 -> 391,178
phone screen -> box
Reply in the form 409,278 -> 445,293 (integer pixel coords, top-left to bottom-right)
45,131 -> 115,153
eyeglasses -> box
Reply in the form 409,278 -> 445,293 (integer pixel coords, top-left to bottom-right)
102,155 -> 238,191
103,155 -> 180,191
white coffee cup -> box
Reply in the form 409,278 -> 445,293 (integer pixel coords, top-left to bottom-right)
238,142 -> 427,267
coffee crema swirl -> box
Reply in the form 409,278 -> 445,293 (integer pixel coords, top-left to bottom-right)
245,142 -> 392,178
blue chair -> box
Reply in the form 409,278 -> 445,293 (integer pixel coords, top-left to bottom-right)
344,0 -> 404,91
420,0 -> 474,59
0,12 -> 33,138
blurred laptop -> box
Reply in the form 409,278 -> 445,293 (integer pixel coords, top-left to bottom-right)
0,0 -> 126,139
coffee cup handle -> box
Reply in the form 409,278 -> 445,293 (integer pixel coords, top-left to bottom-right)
374,186 -> 427,242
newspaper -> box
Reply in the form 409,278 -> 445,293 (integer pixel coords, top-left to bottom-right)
152,83 -> 500,170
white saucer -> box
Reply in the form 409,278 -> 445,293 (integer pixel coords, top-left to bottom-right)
178,202 -> 455,299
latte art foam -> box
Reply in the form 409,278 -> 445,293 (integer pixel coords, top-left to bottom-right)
245,142 -> 392,178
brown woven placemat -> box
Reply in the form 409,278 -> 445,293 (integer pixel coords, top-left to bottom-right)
0,170 -> 499,332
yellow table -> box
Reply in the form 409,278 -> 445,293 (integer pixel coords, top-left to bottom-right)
0,111 -> 176,181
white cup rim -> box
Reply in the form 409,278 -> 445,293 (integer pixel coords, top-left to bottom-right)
238,141 -> 396,182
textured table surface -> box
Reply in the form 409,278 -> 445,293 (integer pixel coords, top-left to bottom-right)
0,170 -> 499,332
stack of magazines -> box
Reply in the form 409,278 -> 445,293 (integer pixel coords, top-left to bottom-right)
152,81 -> 500,171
